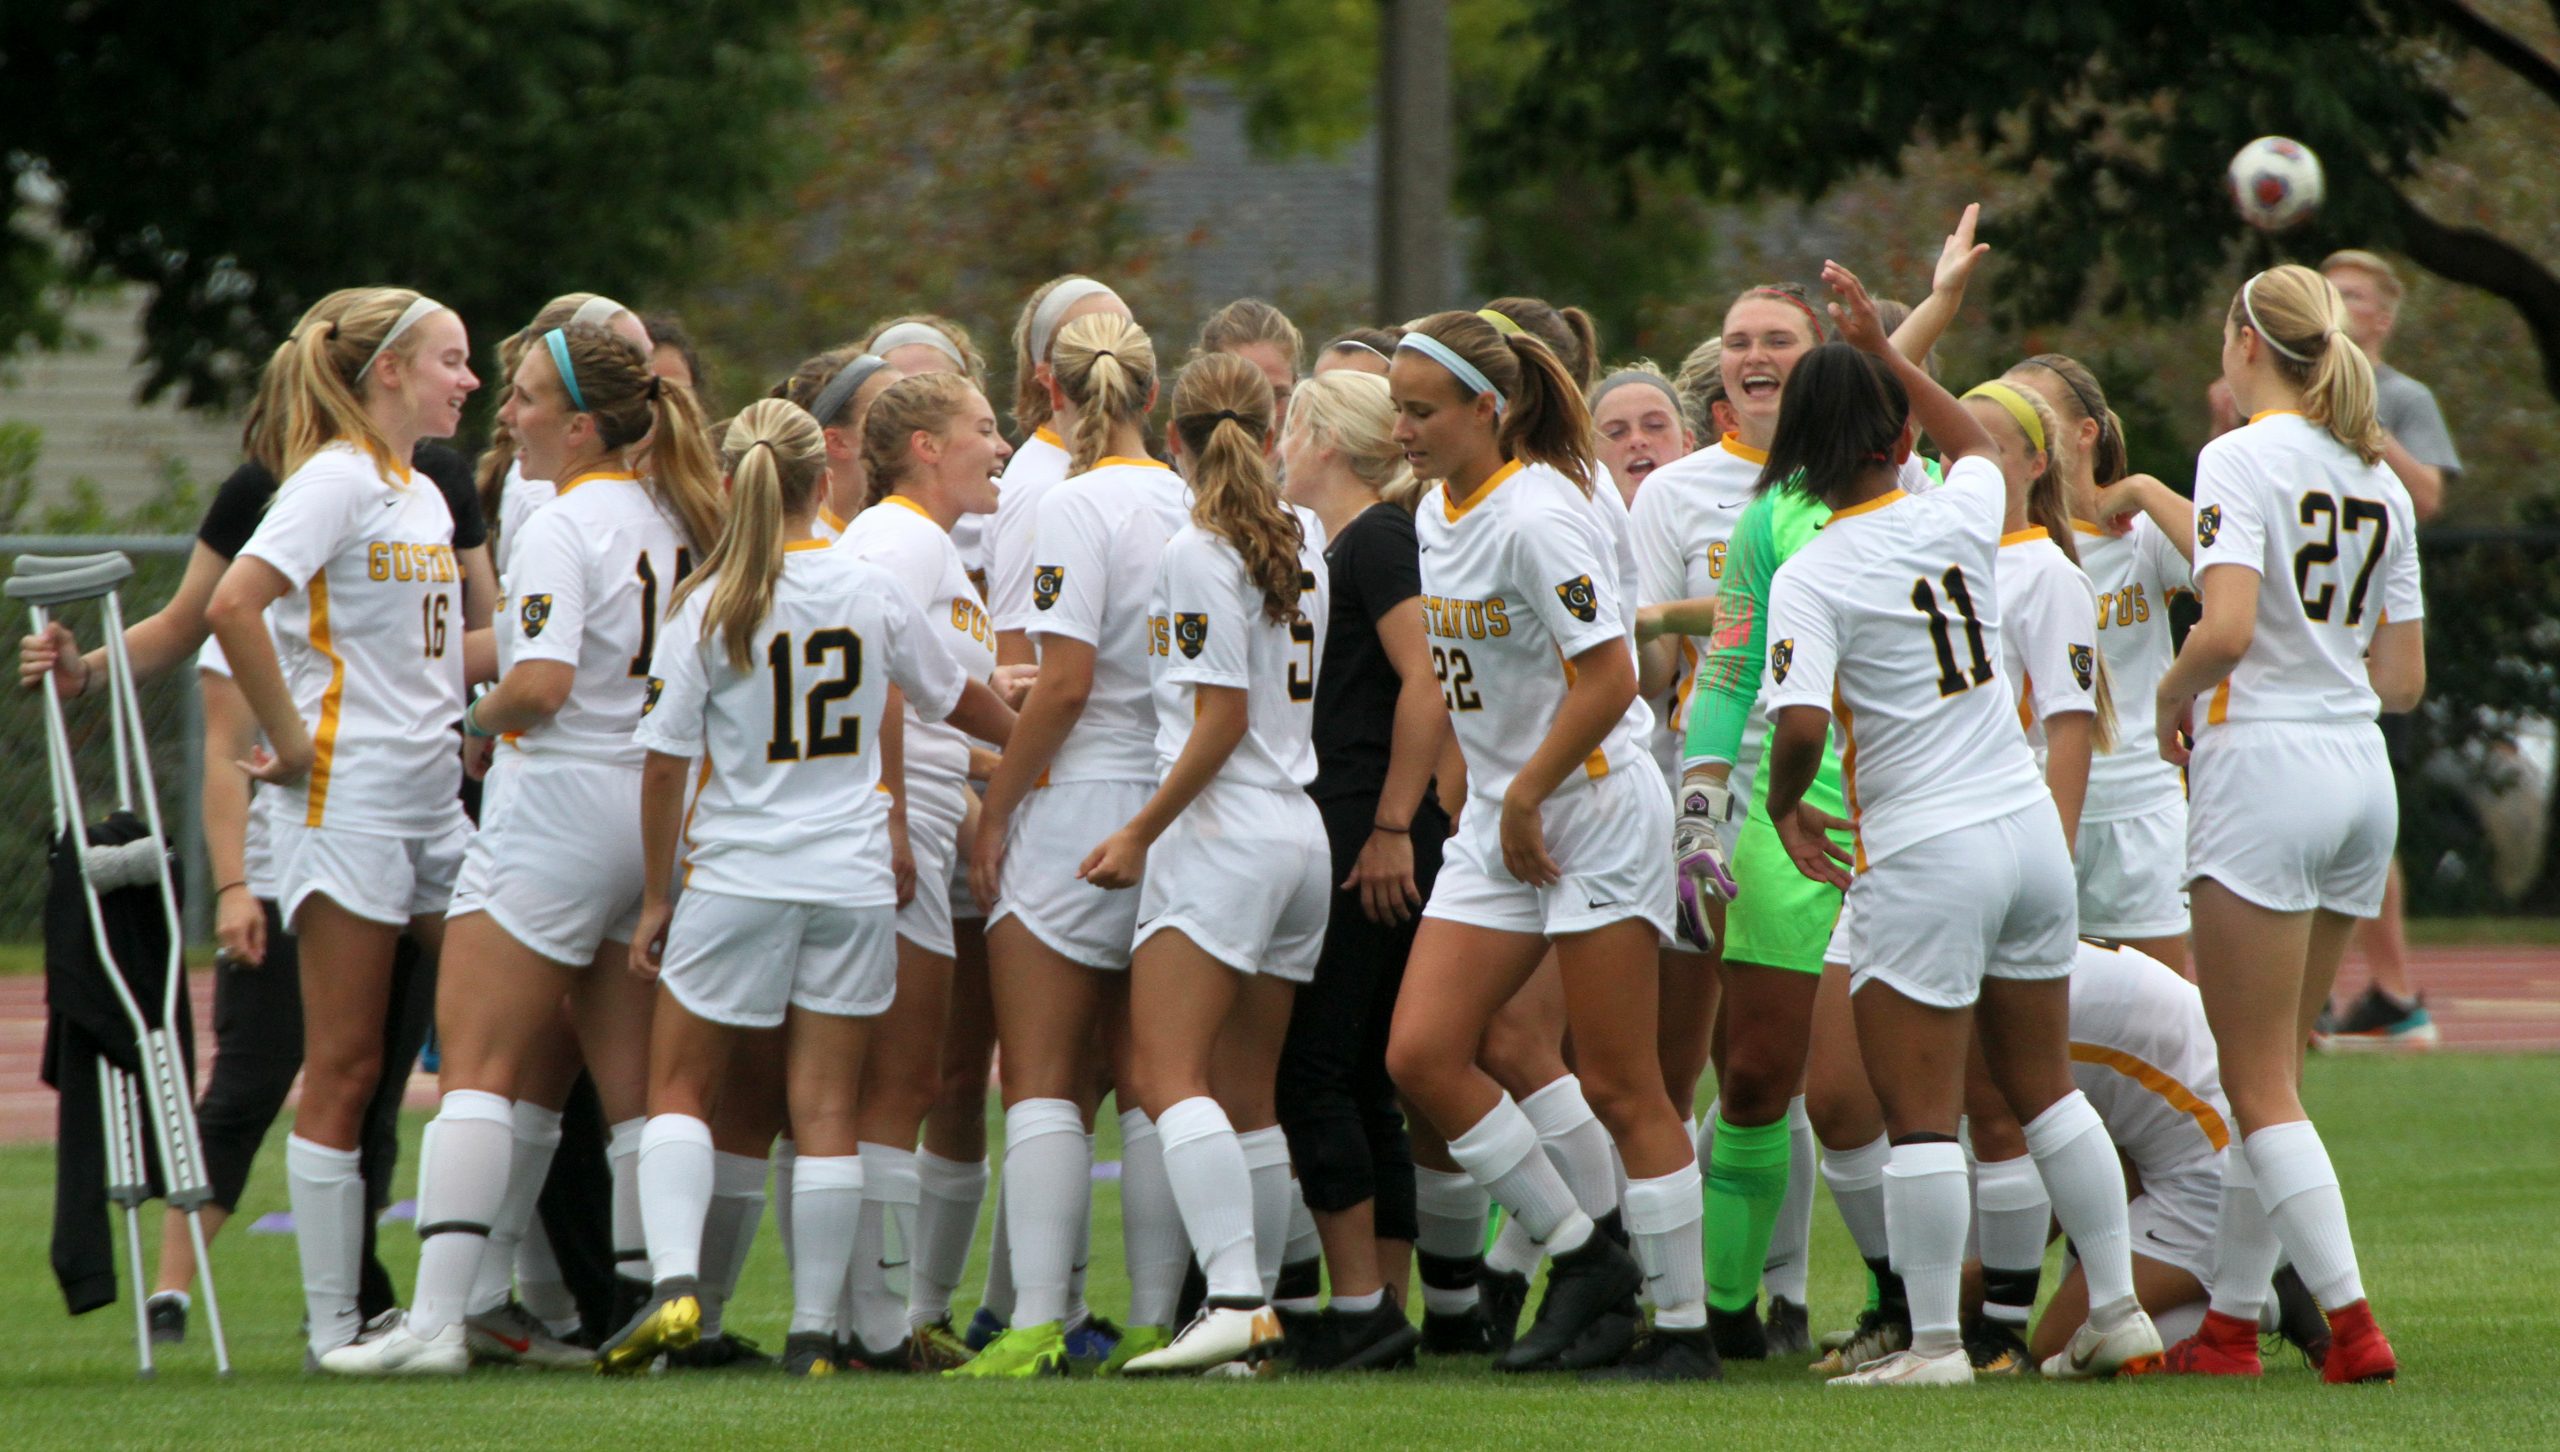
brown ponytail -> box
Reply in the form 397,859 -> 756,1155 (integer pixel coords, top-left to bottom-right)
676,399 -> 826,672
1051,313 -> 1156,476
546,324 -> 726,555
2225,265 -> 2386,465
1172,354 -> 1302,624
1404,310 -> 1600,496
1483,296 -> 1599,390
2007,354 -> 2128,488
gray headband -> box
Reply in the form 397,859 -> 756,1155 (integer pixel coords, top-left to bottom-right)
1589,369 -> 1681,415
811,353 -> 890,426
869,321 -> 966,370
1029,278 -> 1119,363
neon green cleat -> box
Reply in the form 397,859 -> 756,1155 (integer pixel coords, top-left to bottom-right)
1096,1324 -> 1174,1376
943,1321 -> 1068,1379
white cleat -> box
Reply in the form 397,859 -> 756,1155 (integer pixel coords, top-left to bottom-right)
467,1301 -> 596,1369
317,1315 -> 471,1376
1121,1303 -> 1282,1375
1825,1347 -> 1975,1387
2041,1309 -> 2165,1380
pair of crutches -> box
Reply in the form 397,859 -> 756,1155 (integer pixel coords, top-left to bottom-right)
9,552 -> 231,1376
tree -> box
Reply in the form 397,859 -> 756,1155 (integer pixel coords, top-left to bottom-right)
0,1 -> 815,410
1494,0 -> 2560,404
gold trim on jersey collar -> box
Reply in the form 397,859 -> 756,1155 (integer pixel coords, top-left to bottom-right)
1442,459 -> 1524,523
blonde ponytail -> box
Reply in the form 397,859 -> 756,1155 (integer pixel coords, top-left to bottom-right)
1052,313 -> 1156,475
246,287 -> 442,481
2227,265 -> 2386,465
678,399 -> 826,671
1172,354 -> 1302,624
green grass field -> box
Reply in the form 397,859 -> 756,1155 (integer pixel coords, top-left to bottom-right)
4,1054 -> 2555,1449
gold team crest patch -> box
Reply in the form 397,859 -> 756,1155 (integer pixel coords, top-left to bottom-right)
642,677 -> 664,716
1554,574 -> 1598,623
2196,505 -> 2221,548
519,593 -> 553,638
1771,638 -> 1794,684
2070,643 -> 2095,690
1032,565 -> 1064,611
1173,612 -> 1208,659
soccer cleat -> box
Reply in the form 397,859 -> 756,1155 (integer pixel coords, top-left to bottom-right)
595,1287 -> 702,1375
1273,1305 -> 1325,1360
1546,1299 -> 1641,1371
1494,1234 -> 1643,1373
1764,1296 -> 1811,1356
945,1321 -> 1068,1379
316,1316 -> 471,1376
2160,1310 -> 2264,1377
2319,1300 -> 2398,1385
1121,1301 -> 1283,1375
468,1300 -> 596,1369
2321,986 -> 2437,1051
906,1318 -> 976,1372
781,1331 -> 839,1377
1813,1308 -> 1911,1376
1962,1317 -> 2034,1376
1478,1267 -> 1532,1358
1827,1347 -> 1974,1387
1709,1303 -> 1768,1361
843,1335 -> 913,1372
145,1293 -> 186,1346
1584,1323 -> 1725,1383
666,1331 -> 774,1371
963,1305 -> 1008,1351
1294,1301 -> 1421,1373
1064,1313 -> 1124,1372
1096,1324 -> 1173,1376
2271,1264 -> 2333,1370
1420,1302 -> 1496,1355
2041,1307 -> 2164,1379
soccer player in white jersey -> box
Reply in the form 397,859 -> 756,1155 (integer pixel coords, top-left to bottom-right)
608,399 -> 1014,1378
987,275 -> 1134,668
319,322 -> 727,1375
773,348 -> 904,543
2152,265 -> 2424,1385
1379,309 -> 1714,1383
480,295 -> 655,577
963,313 -> 1189,1379
862,313 -> 994,581
2007,354 -> 2198,970
1073,353 -> 1331,1373
203,287 -> 478,1365
832,373 -> 1011,1370
1755,263 -> 2160,1387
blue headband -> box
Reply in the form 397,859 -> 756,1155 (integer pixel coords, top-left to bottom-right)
1397,332 -> 1506,417
543,328 -> 587,412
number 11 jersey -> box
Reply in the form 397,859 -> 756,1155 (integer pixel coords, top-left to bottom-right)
498,471 -> 692,768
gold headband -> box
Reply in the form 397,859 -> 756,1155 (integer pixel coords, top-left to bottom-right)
1962,380 -> 2046,454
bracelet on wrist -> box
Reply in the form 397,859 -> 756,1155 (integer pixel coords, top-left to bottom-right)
462,695 -> 496,739
215,880 -> 250,897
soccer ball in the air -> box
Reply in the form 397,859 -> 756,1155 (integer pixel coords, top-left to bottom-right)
2227,136 -> 2324,232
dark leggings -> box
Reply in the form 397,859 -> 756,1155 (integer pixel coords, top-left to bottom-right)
195,898 -> 432,1316
1274,792 -> 1446,1243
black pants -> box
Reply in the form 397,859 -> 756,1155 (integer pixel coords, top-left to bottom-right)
195,899 -> 432,1317
1274,793 -> 1446,1243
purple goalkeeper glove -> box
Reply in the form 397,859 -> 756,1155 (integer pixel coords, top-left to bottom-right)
1672,777 -> 1739,950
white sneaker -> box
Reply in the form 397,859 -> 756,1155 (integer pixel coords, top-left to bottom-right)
2041,1308 -> 2165,1380
467,1301 -> 596,1370
317,1315 -> 470,1376
1121,1304 -> 1282,1375
1825,1348 -> 1974,1387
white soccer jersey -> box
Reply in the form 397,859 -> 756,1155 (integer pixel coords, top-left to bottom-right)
987,427 -> 1071,634
1761,456 -> 2049,868
2075,515 -> 2191,822
196,634 -> 280,897
636,542 -> 968,905
951,511 -> 990,593
1997,530 -> 2101,767
812,502 -> 849,545
1417,461 -> 1648,806
1147,509 -> 1330,790
838,494 -> 996,793
2068,941 -> 2232,1176
496,471 -> 692,769
2191,411 -> 2424,731
1630,438 -> 1758,741
1028,457 -> 1192,784
495,462 -> 555,579
237,442 -> 466,836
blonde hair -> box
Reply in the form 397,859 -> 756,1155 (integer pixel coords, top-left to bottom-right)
676,399 -> 828,672
858,372 -> 981,510
1051,313 -> 1157,475
2006,354 -> 2129,486
1287,370 -> 1419,511
2320,249 -> 2404,303
1670,336 -> 1727,438
538,324 -> 726,554
1970,380 -> 2118,751
244,287 -> 443,482
2226,265 -> 2386,465
1193,298 -> 1304,375
863,313 -> 988,390
1171,354 -> 1302,624
1009,274 -> 1120,436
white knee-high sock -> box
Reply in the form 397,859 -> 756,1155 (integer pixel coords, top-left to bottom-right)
700,1150 -> 768,1336
1623,1161 -> 1708,1330
608,1116 -> 649,1284
1116,1109 -> 1192,1328
1766,1097 -> 1817,1303
1521,1075 -> 1619,1220
637,1114 -> 716,1289
910,1150 -> 987,1330
517,1223 -> 580,1337
1485,1211 -> 1540,1278
1973,1151 -> 2050,1329
2246,1121 -> 2365,1311
1447,1095 -> 1591,1255
982,1171 -> 1016,1322
1239,1126 -> 1294,1302
412,1090 -> 516,1338
1001,1099 -> 1088,1326
2023,1092 -> 2135,1327
288,1135 -> 367,1354
470,1100 -> 563,1317
1158,1097 -> 1261,1303
788,1154 -> 862,1336
2206,1147 -> 2281,1320
1066,1131 -> 1096,1328
849,1142 -> 918,1353
1821,1133 -> 1893,1264
1882,1141 -> 1969,1358
772,1138 -> 797,1277
1413,1167 -> 1489,1314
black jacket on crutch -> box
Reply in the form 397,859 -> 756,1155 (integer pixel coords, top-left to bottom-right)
42,810 -> 191,1315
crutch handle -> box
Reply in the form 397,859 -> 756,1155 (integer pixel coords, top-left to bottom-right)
6,552 -> 136,606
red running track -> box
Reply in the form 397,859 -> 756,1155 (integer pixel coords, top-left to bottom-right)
1,947 -> 2555,1146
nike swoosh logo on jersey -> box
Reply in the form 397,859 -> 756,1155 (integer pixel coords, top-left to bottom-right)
2145,1227 -> 2171,1243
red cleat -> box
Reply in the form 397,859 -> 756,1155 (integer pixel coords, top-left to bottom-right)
2157,1310 -> 2263,1377
2320,1300 -> 2398,1385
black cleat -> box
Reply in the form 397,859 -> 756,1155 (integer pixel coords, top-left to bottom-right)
1546,1297 -> 1641,1371
1963,1315 -> 2034,1375
1494,1235 -> 1642,1372
1764,1296 -> 1811,1356
666,1330 -> 774,1370
1584,1322 -> 1725,1383
781,1331 -> 840,1377
844,1335 -> 914,1372
1479,1267 -> 1532,1357
1709,1302 -> 1768,1361
1420,1302 -> 1496,1355
1274,1304 -> 1326,1364
145,1293 -> 187,1346
1294,1301 -> 1420,1372
2271,1263 -> 2332,1371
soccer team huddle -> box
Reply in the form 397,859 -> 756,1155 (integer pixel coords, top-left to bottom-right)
25,202 -> 2424,1389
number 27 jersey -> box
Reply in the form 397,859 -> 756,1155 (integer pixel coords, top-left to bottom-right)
635,542 -> 968,905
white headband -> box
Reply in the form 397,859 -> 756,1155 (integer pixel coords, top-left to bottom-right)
2241,274 -> 2316,364
568,295 -> 636,334
1029,278 -> 1119,363
359,295 -> 447,379
870,321 -> 967,370
1398,332 -> 1506,417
